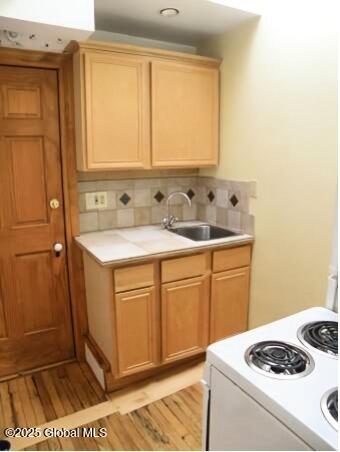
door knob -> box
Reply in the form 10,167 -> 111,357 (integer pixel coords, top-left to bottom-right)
54,242 -> 63,257
50,198 -> 60,209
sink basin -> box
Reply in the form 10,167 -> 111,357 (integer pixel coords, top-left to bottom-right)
169,224 -> 239,241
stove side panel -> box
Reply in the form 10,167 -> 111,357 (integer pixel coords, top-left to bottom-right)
208,367 -> 312,451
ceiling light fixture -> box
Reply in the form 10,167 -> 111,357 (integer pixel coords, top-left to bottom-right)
160,8 -> 179,17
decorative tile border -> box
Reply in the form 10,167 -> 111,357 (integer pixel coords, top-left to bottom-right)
196,176 -> 254,234
78,176 -> 254,235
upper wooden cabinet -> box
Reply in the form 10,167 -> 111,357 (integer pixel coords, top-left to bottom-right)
151,61 -> 219,168
74,51 -> 150,170
71,41 -> 220,171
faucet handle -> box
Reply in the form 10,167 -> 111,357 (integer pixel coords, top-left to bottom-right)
161,217 -> 168,228
162,215 -> 178,229
168,215 -> 178,228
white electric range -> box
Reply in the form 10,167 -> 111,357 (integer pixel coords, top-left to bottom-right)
202,307 -> 338,451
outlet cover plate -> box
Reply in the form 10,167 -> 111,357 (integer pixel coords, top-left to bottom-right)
85,192 -> 107,210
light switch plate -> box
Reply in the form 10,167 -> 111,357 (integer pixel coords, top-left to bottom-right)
85,192 -> 107,210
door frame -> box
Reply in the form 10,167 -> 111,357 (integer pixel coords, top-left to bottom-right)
0,47 -> 87,360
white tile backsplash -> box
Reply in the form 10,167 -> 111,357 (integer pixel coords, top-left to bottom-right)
78,176 -> 254,235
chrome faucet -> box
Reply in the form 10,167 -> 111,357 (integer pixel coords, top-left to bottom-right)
162,191 -> 192,229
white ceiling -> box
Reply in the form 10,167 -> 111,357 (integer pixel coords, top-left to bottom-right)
94,0 -> 259,45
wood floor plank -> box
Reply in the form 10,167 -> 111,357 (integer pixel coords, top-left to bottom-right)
1,362 -> 203,451
8,378 -> 29,427
115,410 -> 154,450
87,418 -> 114,451
176,386 -> 202,418
98,415 -> 127,451
129,406 -> 173,450
0,381 -> 15,434
55,370 -> 85,413
15,378 -> 35,427
146,401 -> 196,450
161,393 -> 201,440
65,362 -> 105,408
41,370 -> 69,419
78,362 -> 105,400
32,373 -> 58,422
48,368 -> 80,417
110,412 -> 143,450
109,361 -> 204,415
25,377 -> 47,426
124,412 -> 159,451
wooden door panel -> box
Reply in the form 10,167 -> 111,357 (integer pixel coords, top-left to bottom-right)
0,271 -> 8,339
151,60 -> 219,167
0,329 -> 70,377
161,275 -> 209,363
2,84 -> 41,118
210,267 -> 250,343
8,137 -> 48,225
115,287 -> 158,376
14,251 -> 55,334
84,52 -> 150,169
0,303 -> 7,339
0,65 -> 74,377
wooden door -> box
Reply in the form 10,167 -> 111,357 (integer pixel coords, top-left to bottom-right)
82,52 -> 150,170
151,60 -> 219,168
210,267 -> 250,343
0,65 -> 74,377
161,275 -> 209,363
115,287 -> 159,377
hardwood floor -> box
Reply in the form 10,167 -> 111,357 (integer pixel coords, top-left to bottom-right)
0,362 -> 106,428
0,361 -> 203,451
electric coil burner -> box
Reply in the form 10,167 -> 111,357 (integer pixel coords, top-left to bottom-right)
321,388 -> 338,430
245,340 -> 314,379
298,321 -> 338,357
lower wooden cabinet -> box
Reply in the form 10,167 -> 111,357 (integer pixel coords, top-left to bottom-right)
210,267 -> 250,343
114,286 -> 159,377
82,244 -> 252,390
161,275 -> 209,363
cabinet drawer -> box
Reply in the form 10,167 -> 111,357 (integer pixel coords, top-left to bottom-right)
114,263 -> 154,293
213,245 -> 251,273
162,253 -> 209,283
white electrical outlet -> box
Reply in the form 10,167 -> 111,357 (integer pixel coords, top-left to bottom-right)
95,192 -> 107,209
85,192 -> 107,210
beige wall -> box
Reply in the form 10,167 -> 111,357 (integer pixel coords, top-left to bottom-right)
199,1 -> 337,327
90,30 -> 196,54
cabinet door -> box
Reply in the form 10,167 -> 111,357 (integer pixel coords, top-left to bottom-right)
115,287 -> 159,376
151,60 -> 219,168
161,275 -> 209,363
83,52 -> 150,170
210,267 -> 250,343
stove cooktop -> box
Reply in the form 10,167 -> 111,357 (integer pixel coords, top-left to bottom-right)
245,340 -> 314,379
206,307 -> 338,450
298,321 -> 338,357
321,388 -> 338,430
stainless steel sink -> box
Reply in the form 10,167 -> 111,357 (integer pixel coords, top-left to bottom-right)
169,224 -> 239,241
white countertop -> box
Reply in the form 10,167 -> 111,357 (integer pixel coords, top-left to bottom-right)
75,221 -> 253,266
